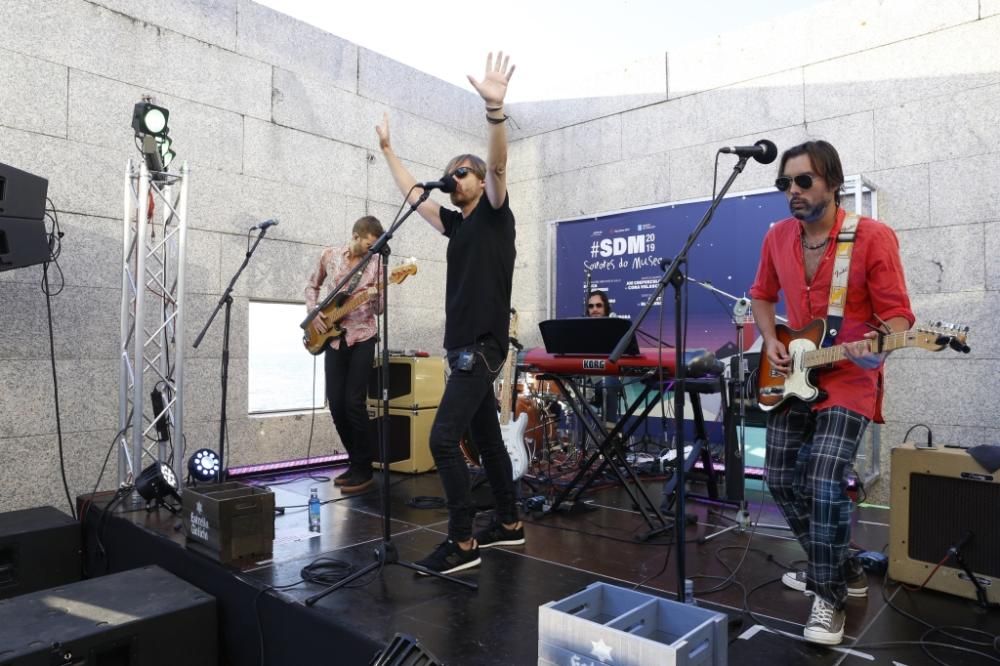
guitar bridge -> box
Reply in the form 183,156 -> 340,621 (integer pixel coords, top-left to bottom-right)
760,387 -> 784,396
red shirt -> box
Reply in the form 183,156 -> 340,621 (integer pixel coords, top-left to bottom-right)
749,208 -> 914,421
304,245 -> 382,350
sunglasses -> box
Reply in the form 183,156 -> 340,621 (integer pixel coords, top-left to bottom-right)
453,166 -> 478,179
775,174 -> 815,192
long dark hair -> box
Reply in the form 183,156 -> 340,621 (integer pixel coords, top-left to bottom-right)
587,290 -> 611,316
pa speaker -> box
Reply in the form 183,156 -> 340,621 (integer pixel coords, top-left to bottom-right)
368,355 -> 446,409
0,162 -> 50,273
889,442 -> 1000,603
367,406 -> 437,474
0,565 -> 217,665
0,506 -> 81,600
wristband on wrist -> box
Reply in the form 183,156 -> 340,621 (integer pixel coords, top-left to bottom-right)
485,104 -> 504,112
486,114 -> 508,125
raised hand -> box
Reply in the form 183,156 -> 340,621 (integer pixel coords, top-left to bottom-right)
467,51 -> 516,107
375,112 -> 391,151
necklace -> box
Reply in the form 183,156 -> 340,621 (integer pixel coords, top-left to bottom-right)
801,235 -> 829,251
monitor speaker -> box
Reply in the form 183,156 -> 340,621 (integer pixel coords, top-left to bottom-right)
367,355 -> 446,409
889,442 -> 1000,603
0,565 -> 217,665
0,162 -> 50,272
367,405 -> 437,474
0,506 -> 81,600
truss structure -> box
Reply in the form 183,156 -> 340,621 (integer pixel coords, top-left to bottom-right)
117,160 -> 189,499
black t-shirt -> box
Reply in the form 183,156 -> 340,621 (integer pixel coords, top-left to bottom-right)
439,193 -> 516,351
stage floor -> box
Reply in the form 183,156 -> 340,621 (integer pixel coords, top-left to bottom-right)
82,467 -> 1000,665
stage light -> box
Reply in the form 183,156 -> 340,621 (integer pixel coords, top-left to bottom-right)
131,101 -> 169,137
135,461 -> 181,505
188,448 -> 221,483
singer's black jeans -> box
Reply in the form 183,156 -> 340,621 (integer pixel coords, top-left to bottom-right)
429,338 -> 518,541
325,336 -> 377,475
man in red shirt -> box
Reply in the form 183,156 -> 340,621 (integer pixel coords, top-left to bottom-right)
750,141 -> 913,645
305,216 -> 385,494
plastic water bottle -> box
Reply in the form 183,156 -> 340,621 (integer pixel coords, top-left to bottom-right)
684,579 -> 696,605
308,487 -> 321,532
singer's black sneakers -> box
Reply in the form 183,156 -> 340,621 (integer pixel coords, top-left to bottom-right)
474,519 -> 525,548
415,539 -> 481,575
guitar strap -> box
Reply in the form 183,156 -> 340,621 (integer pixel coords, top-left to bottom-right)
823,212 -> 860,347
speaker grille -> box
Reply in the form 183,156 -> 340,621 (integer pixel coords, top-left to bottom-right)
368,363 -> 412,401
908,473 -> 1000,577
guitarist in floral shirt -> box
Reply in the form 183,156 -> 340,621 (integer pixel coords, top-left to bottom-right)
305,216 -> 385,493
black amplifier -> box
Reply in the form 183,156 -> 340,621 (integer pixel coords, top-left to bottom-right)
0,506 -> 81,600
0,565 -> 217,665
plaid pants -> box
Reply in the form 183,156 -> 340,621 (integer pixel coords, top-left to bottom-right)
765,403 -> 869,608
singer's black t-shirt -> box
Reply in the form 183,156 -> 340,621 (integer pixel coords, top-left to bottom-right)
440,193 -> 516,351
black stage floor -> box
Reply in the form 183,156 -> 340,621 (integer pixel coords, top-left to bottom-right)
81,468 -> 1000,666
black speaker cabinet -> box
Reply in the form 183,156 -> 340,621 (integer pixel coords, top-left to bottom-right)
367,405 -> 437,473
0,565 -> 217,665
0,162 -> 50,273
889,443 -> 1000,603
367,355 -> 446,409
0,506 -> 81,601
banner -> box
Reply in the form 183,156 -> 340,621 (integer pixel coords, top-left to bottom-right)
553,189 -> 789,356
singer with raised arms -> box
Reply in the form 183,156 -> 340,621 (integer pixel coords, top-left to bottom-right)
375,52 -> 524,575
749,140 -> 913,646
304,216 -> 386,494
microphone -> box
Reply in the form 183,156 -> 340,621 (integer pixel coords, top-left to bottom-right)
251,219 -> 279,230
658,257 -> 675,271
416,176 -> 456,194
720,139 -> 778,164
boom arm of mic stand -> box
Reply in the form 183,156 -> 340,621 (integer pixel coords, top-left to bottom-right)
194,227 -> 271,349
609,155 -> 752,363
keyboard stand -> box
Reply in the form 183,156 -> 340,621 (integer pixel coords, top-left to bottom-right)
539,373 -> 674,541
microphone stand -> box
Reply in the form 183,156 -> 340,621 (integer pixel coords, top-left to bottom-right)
305,190 -> 475,606
608,154 -> 751,603
584,269 -> 592,316
193,224 -> 273,481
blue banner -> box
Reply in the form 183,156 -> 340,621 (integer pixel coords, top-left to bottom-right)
553,190 -> 789,355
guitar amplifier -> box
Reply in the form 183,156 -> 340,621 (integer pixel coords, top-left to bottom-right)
889,443 -> 1000,603
367,405 -> 437,474
367,355 -> 446,409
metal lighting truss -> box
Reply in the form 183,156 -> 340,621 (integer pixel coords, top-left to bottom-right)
118,160 -> 189,500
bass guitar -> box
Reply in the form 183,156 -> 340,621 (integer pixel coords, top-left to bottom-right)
497,309 -> 529,481
757,319 -> 970,411
301,260 -> 417,355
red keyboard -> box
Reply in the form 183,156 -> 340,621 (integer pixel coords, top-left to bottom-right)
523,347 -> 676,376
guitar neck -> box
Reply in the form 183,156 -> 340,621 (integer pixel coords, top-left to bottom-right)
330,286 -> 378,322
498,346 -> 516,426
803,331 -> 910,368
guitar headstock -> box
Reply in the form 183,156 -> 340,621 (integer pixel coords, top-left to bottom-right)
910,321 -> 971,354
508,307 -> 519,339
389,259 -> 418,284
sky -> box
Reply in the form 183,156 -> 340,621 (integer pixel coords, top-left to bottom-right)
256,0 -> 827,102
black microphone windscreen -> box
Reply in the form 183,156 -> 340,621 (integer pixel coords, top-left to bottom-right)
754,139 -> 778,165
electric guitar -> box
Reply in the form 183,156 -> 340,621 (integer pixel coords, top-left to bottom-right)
757,319 -> 970,411
497,309 -> 530,481
301,260 -> 417,355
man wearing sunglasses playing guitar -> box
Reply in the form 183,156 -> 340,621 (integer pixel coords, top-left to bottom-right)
305,216 -> 385,494
375,52 -> 523,575
749,141 -> 913,646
